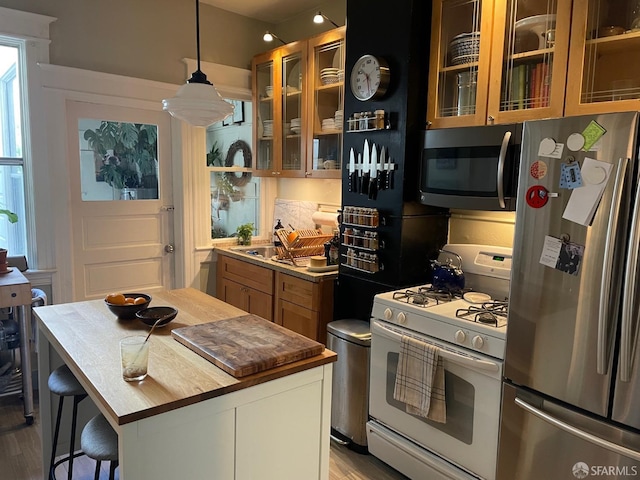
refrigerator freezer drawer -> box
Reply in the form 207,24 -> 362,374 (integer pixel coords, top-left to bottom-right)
498,383 -> 640,480
366,421 -> 477,480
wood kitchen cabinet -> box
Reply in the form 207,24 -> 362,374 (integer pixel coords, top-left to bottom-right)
274,271 -> 334,345
252,41 -> 307,178
306,27 -> 345,178
252,27 -> 344,179
565,0 -> 640,115
427,0 -> 571,128
217,255 -> 274,321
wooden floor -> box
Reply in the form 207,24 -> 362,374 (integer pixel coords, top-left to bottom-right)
0,392 -> 408,480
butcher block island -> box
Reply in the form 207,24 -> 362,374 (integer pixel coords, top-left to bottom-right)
34,288 -> 336,480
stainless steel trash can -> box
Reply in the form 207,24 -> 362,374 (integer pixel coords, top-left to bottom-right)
327,319 -> 371,452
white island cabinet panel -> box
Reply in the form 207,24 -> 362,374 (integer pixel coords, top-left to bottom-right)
236,381 -> 323,479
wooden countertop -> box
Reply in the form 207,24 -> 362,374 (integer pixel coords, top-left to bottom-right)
215,247 -> 338,282
34,288 -> 336,426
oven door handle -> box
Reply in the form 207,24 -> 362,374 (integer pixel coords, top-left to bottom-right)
372,321 -> 500,373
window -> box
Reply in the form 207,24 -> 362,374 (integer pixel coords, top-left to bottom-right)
0,41 -> 26,255
79,119 -> 159,201
207,100 -> 261,240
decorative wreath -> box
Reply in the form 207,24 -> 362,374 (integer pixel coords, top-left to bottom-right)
224,140 -> 252,187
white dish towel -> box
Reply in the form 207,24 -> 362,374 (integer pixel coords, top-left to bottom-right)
393,335 -> 446,423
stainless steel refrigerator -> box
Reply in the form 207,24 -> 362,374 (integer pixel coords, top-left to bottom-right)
498,112 -> 640,479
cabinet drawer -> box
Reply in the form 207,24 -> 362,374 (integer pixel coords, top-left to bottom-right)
275,272 -> 321,310
218,255 -> 274,295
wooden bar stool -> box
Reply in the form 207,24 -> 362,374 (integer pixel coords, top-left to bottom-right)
81,413 -> 119,480
48,364 -> 88,480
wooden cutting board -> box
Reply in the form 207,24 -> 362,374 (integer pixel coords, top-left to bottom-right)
171,314 -> 325,377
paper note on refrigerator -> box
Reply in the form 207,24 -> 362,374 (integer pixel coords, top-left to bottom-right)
562,158 -> 613,226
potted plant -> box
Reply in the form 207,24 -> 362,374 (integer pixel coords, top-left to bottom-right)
84,121 -> 158,197
236,223 -> 254,246
0,208 -> 18,266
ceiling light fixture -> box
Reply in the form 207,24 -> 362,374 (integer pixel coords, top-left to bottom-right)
313,11 -> 339,28
263,31 -> 286,45
162,0 -> 233,127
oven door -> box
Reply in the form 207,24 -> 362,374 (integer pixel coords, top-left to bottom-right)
369,320 -> 503,480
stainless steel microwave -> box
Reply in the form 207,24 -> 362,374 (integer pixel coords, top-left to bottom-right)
419,123 -> 523,211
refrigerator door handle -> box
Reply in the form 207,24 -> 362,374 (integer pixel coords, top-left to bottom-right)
598,157 -> 628,375
496,131 -> 511,209
515,396 -> 640,461
621,158 -> 639,382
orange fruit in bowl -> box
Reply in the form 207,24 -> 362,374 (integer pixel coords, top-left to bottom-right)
106,293 -> 126,305
133,297 -> 147,305
124,297 -> 135,305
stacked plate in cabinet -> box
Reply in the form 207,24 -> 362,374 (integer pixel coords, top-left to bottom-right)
320,67 -> 343,85
322,118 -> 336,131
263,120 -> 273,138
291,118 -> 301,135
334,110 -> 343,130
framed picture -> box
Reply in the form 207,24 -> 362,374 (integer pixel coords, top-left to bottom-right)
232,100 -> 244,124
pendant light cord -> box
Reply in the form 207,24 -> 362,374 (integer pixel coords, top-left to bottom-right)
196,0 -> 201,72
188,0 -> 211,85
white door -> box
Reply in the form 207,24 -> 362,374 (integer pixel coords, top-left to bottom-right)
66,100 -> 175,300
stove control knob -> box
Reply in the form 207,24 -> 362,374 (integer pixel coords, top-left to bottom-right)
454,330 -> 466,343
384,308 -> 393,320
472,335 -> 485,349
396,312 -> 407,324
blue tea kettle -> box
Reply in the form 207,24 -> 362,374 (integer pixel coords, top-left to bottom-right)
431,250 -> 465,292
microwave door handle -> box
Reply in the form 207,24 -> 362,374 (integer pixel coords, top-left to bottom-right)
598,157 -> 628,375
371,321 -> 499,373
496,131 -> 512,209
621,158 -> 638,382
515,396 -> 640,461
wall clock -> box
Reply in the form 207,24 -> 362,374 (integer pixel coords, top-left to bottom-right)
350,54 -> 390,101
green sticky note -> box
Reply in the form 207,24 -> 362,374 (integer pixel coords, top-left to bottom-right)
582,120 -> 607,151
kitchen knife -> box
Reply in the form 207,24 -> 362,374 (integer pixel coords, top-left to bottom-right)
369,143 -> 378,200
387,160 -> 395,190
357,152 -> 363,193
378,146 -> 387,191
348,148 -> 356,192
362,139 -> 370,196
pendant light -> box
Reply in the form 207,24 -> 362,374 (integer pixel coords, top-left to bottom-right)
162,0 -> 233,127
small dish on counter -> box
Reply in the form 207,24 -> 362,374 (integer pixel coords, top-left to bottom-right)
136,306 -> 178,327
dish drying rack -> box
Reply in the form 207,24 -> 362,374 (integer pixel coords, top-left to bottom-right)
275,229 -> 333,266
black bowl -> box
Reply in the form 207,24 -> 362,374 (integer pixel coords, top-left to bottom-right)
105,293 -> 152,320
135,306 -> 178,327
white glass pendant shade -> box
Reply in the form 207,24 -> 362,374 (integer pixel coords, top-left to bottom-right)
162,77 -> 233,127
162,0 -> 234,127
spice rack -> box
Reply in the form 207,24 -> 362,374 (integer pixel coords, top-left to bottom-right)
275,228 -> 333,266
340,206 -> 383,273
346,110 -> 391,133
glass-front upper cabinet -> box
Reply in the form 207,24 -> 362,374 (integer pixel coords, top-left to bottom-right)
252,51 -> 276,172
487,0 -> 571,124
280,43 -> 306,177
427,0 -> 571,128
307,27 -> 345,178
427,0 -> 494,127
566,0 -> 640,115
252,42 -> 306,177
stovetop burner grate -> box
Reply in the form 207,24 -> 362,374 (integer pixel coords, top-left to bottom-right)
392,286 -> 464,307
455,301 -> 508,328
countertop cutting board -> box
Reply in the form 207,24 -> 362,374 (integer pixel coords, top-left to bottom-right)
171,314 -> 325,377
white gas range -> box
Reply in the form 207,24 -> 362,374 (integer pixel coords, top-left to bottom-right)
367,244 -> 513,480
